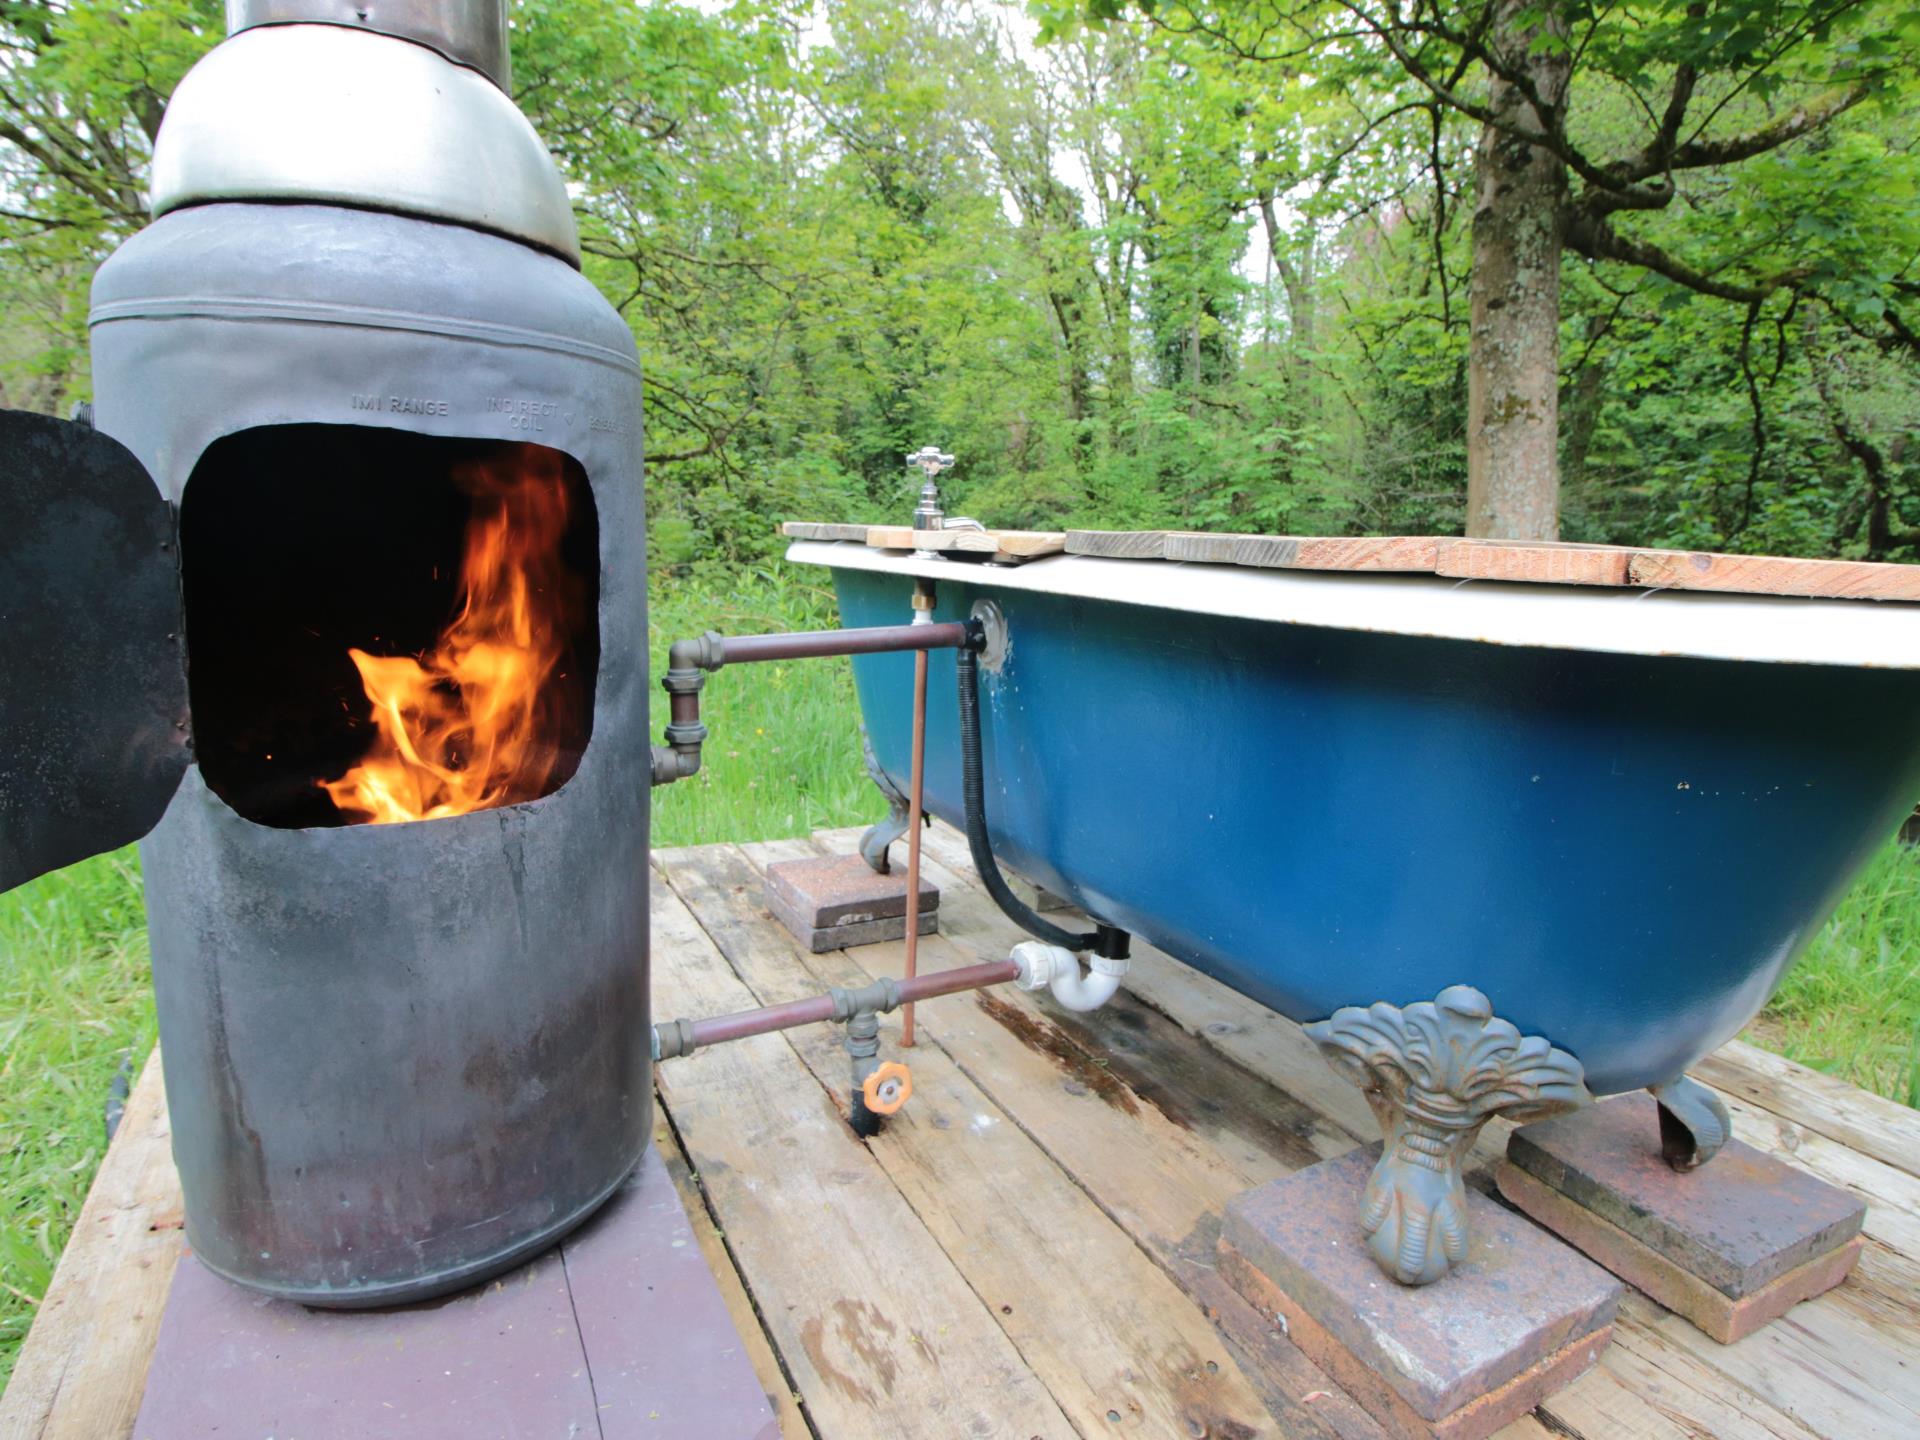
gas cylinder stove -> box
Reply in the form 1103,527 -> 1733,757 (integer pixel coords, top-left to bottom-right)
0,0 -> 650,1306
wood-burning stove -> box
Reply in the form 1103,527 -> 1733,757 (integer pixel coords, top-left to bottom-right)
0,0 -> 650,1305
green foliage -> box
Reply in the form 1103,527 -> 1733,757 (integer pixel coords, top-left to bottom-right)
1755,838 -> 1920,1106
647,565 -> 875,845
0,851 -> 156,1386
2,0 -> 1914,556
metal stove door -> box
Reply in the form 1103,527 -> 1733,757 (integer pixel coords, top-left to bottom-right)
0,408 -> 190,891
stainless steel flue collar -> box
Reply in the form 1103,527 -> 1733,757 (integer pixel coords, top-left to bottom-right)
152,14 -> 580,264
226,0 -> 511,90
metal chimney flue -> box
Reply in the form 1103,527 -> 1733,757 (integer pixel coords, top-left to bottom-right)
225,0 -> 512,90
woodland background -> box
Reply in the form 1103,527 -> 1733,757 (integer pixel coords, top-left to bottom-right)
3,0 -> 1920,1384
0,0 -> 1917,561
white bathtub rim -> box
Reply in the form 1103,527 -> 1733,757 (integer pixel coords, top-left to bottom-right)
787,539 -> 1920,671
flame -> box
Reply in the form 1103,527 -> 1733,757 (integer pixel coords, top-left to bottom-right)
320,445 -> 585,825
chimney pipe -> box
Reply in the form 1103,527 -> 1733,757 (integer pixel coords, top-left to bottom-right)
225,0 -> 511,91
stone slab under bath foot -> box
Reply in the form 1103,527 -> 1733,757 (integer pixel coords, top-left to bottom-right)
1499,1091 -> 1866,1343
1218,1145 -> 1621,1440
765,852 -> 937,952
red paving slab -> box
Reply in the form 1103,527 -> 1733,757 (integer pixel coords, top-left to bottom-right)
133,1147 -> 777,1439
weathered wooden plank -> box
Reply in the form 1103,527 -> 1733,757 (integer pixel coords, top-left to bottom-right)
903,820 -> 1382,1145
1695,1041 -> 1920,1179
645,865 -> 1078,1440
892,823 -> 1849,1440
795,839 -> 1601,1440
863,526 -> 1067,560
720,839 -> 1392,1440
651,1117 -> 808,1439
1064,529 -> 1171,559
1434,537 -> 1639,587
1623,1289 -> 1920,1440
780,520 -> 872,542
663,841 -> 1287,1439
1628,549 -> 1920,602
1165,532 -> 1440,573
1605,1319 -> 1822,1440
1545,1359 -> 1751,1440
0,1050 -> 181,1440
824,825 -> 1357,1171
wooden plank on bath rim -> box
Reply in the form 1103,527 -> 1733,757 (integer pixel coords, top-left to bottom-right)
780,520 -> 872,542
1627,548 -> 1920,601
0,1049 -> 182,1440
1435,536 -> 1920,600
862,525 -> 1067,561
1433,537 -> 1641,587
1165,531 -> 1440,572
645,864 -> 1079,1440
661,841 -> 1288,1440
1064,528 -> 1172,559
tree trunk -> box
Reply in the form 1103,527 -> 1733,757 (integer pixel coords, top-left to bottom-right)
1466,0 -> 1571,539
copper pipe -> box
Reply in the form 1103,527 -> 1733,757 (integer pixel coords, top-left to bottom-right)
656,619 -> 975,788
659,959 -> 1019,1056
689,991 -> 836,1048
902,645 -> 929,1047
713,623 -> 970,665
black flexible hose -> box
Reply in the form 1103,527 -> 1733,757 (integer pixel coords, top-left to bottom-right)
956,643 -> 1111,952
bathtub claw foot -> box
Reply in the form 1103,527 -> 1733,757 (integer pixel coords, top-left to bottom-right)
1307,985 -> 1592,1286
858,728 -> 912,874
1649,1075 -> 1731,1171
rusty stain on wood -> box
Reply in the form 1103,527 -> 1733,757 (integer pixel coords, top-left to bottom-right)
973,990 -> 1141,1117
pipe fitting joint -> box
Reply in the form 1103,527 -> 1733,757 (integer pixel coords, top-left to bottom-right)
666,631 -> 726,673
653,1017 -> 698,1061
828,977 -> 903,1022
1009,940 -> 1128,1013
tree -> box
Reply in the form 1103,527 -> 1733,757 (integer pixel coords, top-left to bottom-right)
1071,0 -> 1919,537
0,0 -> 221,407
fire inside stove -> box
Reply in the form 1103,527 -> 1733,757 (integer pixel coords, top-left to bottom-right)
181,424 -> 599,828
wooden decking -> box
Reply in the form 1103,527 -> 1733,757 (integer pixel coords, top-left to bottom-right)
6,824 -> 1919,1439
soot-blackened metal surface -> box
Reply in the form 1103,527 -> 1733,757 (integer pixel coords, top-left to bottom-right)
0,410 -> 189,891
89,202 -> 650,1304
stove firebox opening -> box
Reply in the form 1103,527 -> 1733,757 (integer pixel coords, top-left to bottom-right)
181,424 -> 600,828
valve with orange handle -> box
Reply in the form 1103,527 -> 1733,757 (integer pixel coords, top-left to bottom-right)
861,1061 -> 913,1117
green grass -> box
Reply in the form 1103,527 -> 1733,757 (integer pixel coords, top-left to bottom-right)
0,851 -> 156,1382
647,563 -> 871,848
1746,838 -> 1920,1106
3,567 -> 1917,1389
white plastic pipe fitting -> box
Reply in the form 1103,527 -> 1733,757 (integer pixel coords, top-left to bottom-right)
1009,940 -> 1129,1012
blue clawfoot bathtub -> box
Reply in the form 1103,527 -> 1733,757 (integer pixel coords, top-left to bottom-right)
792,539 -> 1920,1102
